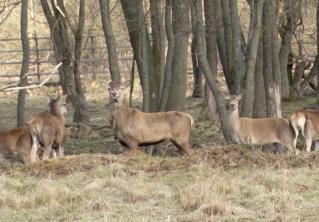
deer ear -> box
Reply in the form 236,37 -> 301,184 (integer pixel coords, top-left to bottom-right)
225,95 -> 231,100
237,94 -> 242,100
59,94 -> 68,104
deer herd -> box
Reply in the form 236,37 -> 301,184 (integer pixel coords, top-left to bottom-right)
0,81 -> 318,164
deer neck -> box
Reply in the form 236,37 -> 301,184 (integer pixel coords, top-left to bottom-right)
228,107 -> 240,130
110,99 -> 129,128
49,107 -> 64,123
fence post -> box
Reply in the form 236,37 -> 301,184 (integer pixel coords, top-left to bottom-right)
90,35 -> 97,80
33,33 -> 40,81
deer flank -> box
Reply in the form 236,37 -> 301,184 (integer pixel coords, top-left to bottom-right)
290,109 -> 319,152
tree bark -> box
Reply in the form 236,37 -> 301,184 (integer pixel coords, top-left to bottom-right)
194,0 -> 234,142
17,0 -> 29,127
317,0 -> 319,101
166,0 -> 190,111
253,37 -> 267,118
190,3 -> 202,98
241,0 -> 264,117
150,0 -> 165,102
99,0 -> 121,82
159,0 -> 175,111
229,0 -> 245,95
279,0 -> 299,99
262,0 -> 281,117
220,0 -> 235,94
120,0 -> 156,112
73,0 -> 89,123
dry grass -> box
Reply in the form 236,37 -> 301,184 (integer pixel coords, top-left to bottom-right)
1,80 -> 319,221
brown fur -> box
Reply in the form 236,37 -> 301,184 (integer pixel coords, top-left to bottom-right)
290,109 -> 319,152
0,127 -> 37,163
27,95 -> 68,160
108,82 -> 193,155
226,95 -> 298,154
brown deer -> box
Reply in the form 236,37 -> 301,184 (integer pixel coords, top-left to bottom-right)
26,94 -> 68,160
290,109 -> 319,152
0,127 -> 38,163
226,95 -> 299,154
107,82 -> 193,155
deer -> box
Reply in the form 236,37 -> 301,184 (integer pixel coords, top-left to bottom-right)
290,109 -> 319,152
226,94 -> 299,154
107,82 -> 193,156
0,127 -> 38,163
26,94 -> 68,160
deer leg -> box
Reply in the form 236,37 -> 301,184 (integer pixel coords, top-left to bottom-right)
171,138 -> 193,156
305,137 -> 312,152
58,145 -> 64,157
42,142 -> 53,160
30,135 -> 39,163
125,139 -> 141,156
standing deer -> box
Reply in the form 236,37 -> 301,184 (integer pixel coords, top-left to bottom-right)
0,127 -> 38,163
27,94 -> 68,160
107,82 -> 193,155
290,109 -> 319,152
226,95 -> 299,154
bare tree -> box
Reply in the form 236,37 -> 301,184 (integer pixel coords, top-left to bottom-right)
193,0 -> 234,142
241,0 -> 264,117
17,0 -> 29,127
99,0 -> 121,82
159,0 -> 174,111
40,0 -> 89,123
166,0 -> 190,111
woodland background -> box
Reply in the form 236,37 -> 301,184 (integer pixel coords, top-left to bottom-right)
0,0 -> 319,221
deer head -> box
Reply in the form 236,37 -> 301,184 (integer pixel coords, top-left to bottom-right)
107,81 -> 127,103
48,94 -> 68,115
225,94 -> 241,111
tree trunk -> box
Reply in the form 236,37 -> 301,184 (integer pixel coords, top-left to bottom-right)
279,0 -> 299,99
241,0 -> 264,117
99,0 -> 121,82
150,0 -> 165,102
166,0 -> 190,111
17,0 -> 30,127
190,4 -> 202,98
203,0 -> 219,120
229,0 -> 245,95
194,0 -> 234,142
159,0 -> 175,111
220,0 -> 236,94
214,0 -> 231,89
73,0 -> 89,123
120,0 -> 156,112
40,0 -> 90,123
262,0 -> 281,117
253,37 -> 267,118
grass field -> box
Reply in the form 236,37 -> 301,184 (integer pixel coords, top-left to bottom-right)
0,80 -> 319,222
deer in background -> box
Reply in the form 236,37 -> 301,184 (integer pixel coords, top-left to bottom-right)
27,94 -> 68,160
0,127 -> 38,163
107,82 -> 193,155
226,95 -> 299,154
290,109 -> 319,152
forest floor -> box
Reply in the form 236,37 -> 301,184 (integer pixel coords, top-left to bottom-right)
0,79 -> 319,222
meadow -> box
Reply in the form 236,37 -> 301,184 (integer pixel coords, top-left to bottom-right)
0,80 -> 319,222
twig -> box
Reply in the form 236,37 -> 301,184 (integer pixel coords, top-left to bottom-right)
1,63 -> 62,91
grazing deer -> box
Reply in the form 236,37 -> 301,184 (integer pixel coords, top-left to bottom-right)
0,127 -> 38,163
226,95 -> 299,154
26,94 -> 68,160
107,82 -> 193,155
290,109 -> 319,152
